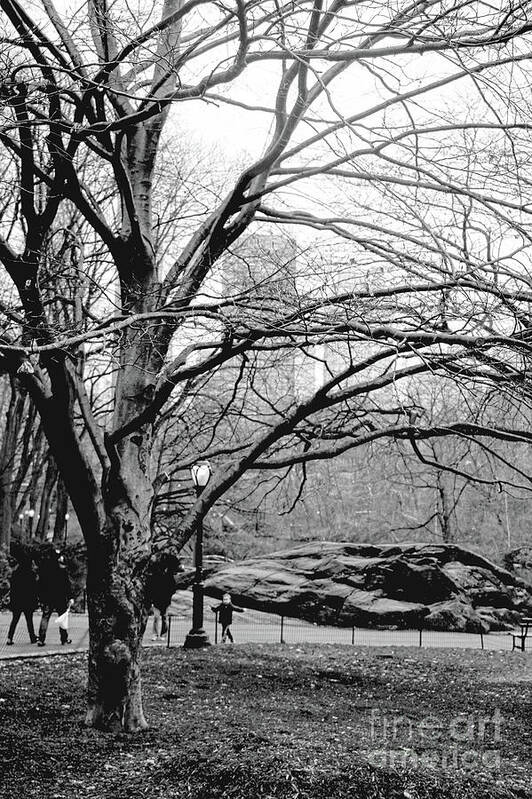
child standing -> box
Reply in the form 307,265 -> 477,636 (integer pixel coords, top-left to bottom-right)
211,593 -> 244,643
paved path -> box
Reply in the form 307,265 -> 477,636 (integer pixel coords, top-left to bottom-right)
0,601 -> 521,660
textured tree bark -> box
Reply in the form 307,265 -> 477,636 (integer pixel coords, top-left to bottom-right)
84,488 -> 152,731
84,544 -> 149,732
84,418 -> 155,731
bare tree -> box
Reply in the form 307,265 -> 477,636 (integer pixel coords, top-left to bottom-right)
1,0 -> 532,732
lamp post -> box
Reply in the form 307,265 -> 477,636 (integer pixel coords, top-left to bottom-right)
64,513 -> 70,547
26,508 -> 35,539
184,462 -> 212,649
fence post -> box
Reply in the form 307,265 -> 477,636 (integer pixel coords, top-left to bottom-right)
419,627 -> 423,647
280,615 -> 285,644
215,610 -> 218,644
351,626 -> 355,645
167,614 -> 172,649
480,631 -> 484,650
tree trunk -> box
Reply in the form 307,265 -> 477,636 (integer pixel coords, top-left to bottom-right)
436,473 -> 454,544
85,540 -> 149,732
80,233 -> 163,730
35,459 -> 58,540
0,382 -> 26,550
53,477 -> 68,544
84,427 -> 154,731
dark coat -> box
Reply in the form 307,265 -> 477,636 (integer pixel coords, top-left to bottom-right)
38,560 -> 72,610
212,602 -> 244,627
9,565 -> 38,612
146,571 -> 177,612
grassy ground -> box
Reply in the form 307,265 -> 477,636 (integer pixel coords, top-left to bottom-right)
0,644 -> 531,799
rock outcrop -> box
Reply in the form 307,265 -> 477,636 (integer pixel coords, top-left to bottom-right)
188,543 -> 532,632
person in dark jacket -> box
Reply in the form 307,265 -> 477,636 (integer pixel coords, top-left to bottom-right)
146,555 -> 182,641
211,593 -> 244,643
6,555 -> 38,645
37,547 -> 73,646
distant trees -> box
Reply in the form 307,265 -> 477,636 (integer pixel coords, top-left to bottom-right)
0,375 -> 50,548
185,377 -> 531,560
1,0 -> 532,731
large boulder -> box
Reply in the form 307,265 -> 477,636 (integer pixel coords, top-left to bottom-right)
423,599 -> 489,633
191,542 -> 532,632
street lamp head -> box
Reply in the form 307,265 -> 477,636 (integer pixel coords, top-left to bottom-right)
27,509 -> 35,518
65,513 -> 70,521
191,461 -> 212,488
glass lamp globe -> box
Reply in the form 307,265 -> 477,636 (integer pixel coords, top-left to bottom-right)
190,462 -> 212,488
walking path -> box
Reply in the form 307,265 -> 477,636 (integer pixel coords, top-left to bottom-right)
0,611 -> 168,659
0,596 -> 522,660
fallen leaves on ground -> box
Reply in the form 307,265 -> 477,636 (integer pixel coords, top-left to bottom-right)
0,644 -> 530,798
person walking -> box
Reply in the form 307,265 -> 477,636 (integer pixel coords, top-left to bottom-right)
211,593 -> 244,643
37,547 -> 74,646
146,555 -> 182,641
6,554 -> 38,645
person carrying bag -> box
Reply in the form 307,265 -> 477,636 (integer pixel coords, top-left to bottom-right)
37,547 -> 74,646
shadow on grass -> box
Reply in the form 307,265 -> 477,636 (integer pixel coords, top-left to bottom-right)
0,644 -> 530,798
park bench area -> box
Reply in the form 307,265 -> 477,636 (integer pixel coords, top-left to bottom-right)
510,616 -> 532,652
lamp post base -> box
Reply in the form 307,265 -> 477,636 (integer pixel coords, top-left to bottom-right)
183,629 -> 211,649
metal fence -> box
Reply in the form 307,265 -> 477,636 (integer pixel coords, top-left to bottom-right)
166,608 -> 523,652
